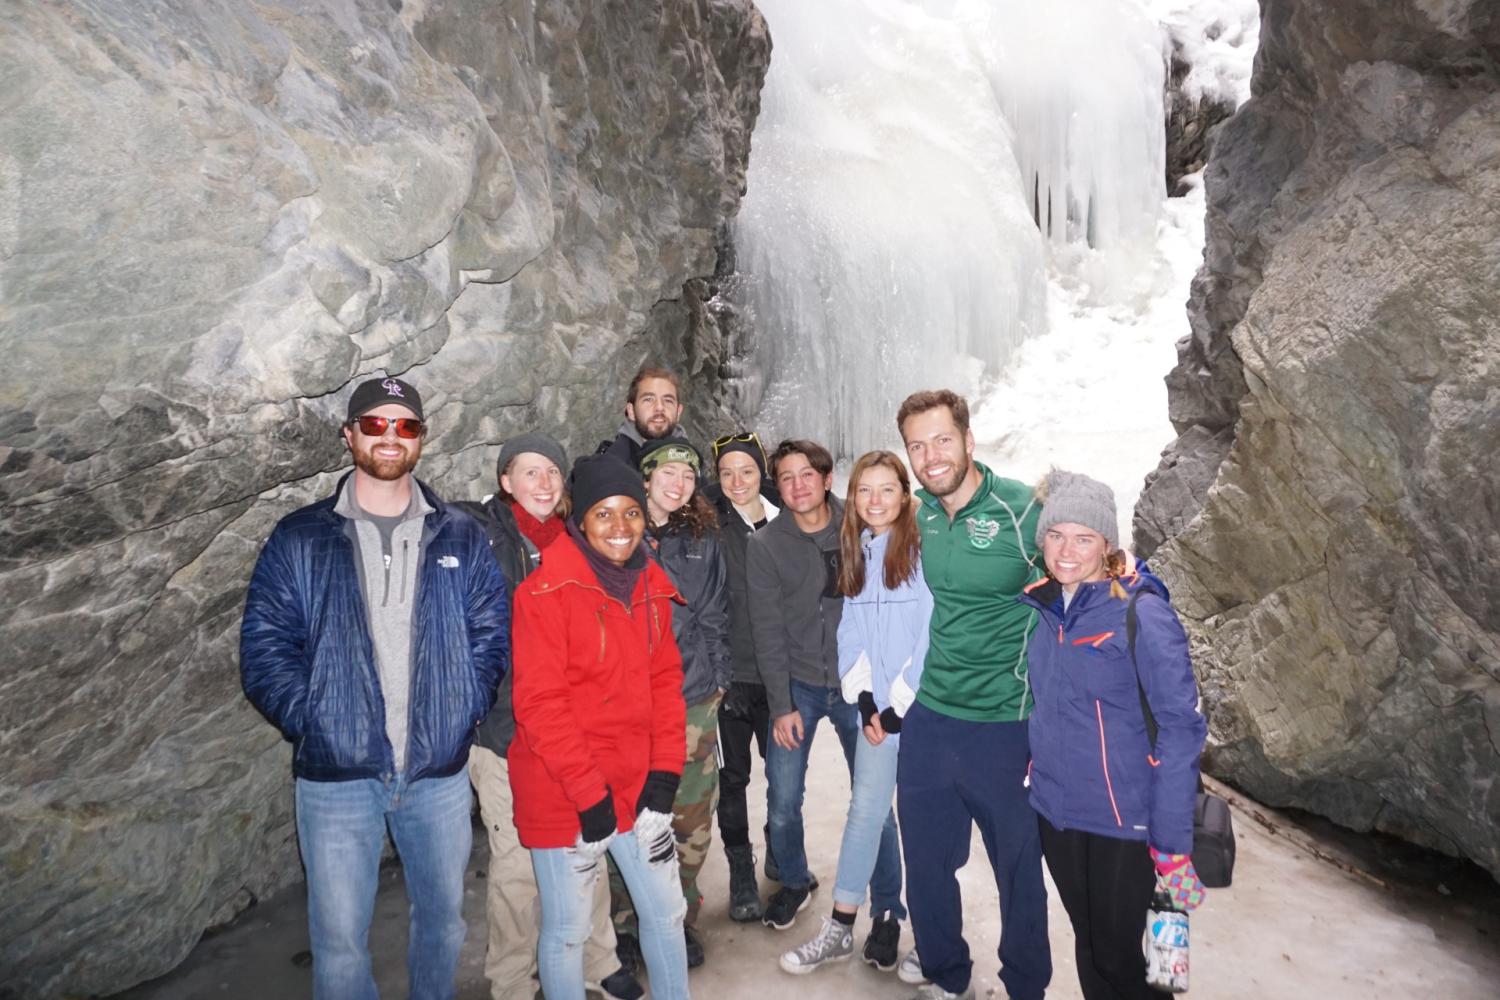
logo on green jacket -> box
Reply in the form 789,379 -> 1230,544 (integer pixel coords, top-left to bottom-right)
965,516 -> 1000,549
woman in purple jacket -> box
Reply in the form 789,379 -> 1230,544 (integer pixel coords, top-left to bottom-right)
1017,470 -> 1208,1000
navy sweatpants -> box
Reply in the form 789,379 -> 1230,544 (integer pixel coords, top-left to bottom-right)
897,702 -> 1051,999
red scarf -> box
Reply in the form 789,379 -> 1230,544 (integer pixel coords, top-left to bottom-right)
511,501 -> 565,551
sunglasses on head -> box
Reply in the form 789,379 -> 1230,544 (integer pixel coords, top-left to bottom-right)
351,415 -> 425,439
711,430 -> 764,461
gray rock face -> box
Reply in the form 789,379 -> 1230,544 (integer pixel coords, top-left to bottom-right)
1163,42 -> 1234,193
0,1 -> 768,995
1135,0 -> 1500,876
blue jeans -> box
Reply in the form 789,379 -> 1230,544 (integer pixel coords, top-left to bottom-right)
897,704 -> 1051,999
532,830 -> 690,1000
766,679 -> 904,917
832,731 -> 904,915
295,770 -> 472,1000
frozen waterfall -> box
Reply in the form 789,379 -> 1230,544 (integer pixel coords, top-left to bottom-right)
731,0 -> 1170,457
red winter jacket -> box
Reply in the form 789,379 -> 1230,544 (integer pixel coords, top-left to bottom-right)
508,533 -> 687,848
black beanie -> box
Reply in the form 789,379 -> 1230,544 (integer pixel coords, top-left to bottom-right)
712,437 -> 768,480
570,454 -> 648,527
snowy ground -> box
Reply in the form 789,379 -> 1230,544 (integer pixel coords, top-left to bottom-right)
969,176 -> 1207,543
119,730 -> 1500,1000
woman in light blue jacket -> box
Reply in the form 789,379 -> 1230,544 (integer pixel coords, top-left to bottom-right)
779,450 -> 931,978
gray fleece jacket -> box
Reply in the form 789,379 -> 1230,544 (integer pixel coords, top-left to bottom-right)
335,480 -> 433,774
745,495 -> 845,718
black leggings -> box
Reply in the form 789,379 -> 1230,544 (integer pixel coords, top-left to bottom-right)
1038,816 -> 1162,1000
715,681 -> 771,848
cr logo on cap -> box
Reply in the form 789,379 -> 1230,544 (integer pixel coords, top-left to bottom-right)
382,378 -> 404,397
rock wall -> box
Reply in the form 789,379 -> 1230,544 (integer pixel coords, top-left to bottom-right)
1135,0 -> 1500,875
0,1 -> 768,995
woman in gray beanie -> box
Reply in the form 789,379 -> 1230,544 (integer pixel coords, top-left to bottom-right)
1017,469 -> 1209,1000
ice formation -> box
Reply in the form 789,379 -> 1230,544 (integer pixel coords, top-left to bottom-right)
732,0 -> 1173,457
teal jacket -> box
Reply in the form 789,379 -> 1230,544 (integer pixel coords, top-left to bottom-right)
916,462 -> 1043,722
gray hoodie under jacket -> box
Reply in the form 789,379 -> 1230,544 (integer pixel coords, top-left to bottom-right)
745,495 -> 845,719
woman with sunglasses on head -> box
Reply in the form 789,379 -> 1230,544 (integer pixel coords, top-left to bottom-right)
509,454 -> 691,1000
706,431 -> 782,922
605,437 -> 731,971
1017,471 -> 1208,1000
779,450 -> 928,977
456,434 -> 642,1000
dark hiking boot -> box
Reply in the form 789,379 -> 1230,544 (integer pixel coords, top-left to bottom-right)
862,910 -> 901,972
614,932 -> 643,978
598,967 -> 644,1000
764,824 -> 780,882
726,844 -> 763,922
685,924 -> 705,968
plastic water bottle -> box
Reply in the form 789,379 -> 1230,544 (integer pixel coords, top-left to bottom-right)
1146,890 -> 1189,993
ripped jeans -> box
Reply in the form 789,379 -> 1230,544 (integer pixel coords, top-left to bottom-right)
531,829 -> 690,1000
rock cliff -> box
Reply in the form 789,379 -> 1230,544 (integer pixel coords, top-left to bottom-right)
1136,0 -> 1500,875
0,1 -> 769,994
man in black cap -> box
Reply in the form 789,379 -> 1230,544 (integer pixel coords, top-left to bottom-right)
240,375 -> 510,1000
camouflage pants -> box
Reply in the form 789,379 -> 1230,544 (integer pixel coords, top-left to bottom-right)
611,692 -> 721,931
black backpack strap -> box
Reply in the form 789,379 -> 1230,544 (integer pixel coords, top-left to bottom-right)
1126,589 -> 1159,753
1130,587 -> 1206,793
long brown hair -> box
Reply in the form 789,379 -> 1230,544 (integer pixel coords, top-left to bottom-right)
659,492 -> 718,539
839,451 -> 922,596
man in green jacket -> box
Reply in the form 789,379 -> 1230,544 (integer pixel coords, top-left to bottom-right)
893,389 -> 1051,1000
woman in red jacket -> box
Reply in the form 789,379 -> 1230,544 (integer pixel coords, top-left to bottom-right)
509,454 -> 691,1000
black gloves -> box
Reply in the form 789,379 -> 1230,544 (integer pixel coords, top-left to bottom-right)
858,691 -> 879,728
579,790 -> 617,843
879,707 -> 902,734
636,770 -> 681,816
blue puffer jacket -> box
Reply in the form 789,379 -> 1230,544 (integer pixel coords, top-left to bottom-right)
240,475 -> 510,782
1018,571 -> 1206,855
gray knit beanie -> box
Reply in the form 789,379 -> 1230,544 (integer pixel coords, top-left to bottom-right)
1035,470 -> 1119,549
496,431 -> 568,485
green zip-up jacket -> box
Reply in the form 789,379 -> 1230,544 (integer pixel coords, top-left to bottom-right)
916,462 -> 1043,722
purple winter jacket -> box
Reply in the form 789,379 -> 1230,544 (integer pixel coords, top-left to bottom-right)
1018,571 -> 1206,855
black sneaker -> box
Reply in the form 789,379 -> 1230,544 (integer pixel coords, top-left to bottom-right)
598,967 -> 644,1000
685,924 -> 705,968
762,883 -> 814,930
862,910 -> 901,972
614,932 -> 642,978
726,844 -> 763,921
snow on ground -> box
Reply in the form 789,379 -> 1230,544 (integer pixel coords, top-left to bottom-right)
971,175 -> 1207,541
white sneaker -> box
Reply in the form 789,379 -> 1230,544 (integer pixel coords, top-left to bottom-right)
909,983 -> 974,1000
898,947 -> 928,984
778,915 -> 854,975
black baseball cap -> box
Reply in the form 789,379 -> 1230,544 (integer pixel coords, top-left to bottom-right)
347,376 -> 423,422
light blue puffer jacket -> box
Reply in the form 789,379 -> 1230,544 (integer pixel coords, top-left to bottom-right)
836,528 -> 933,728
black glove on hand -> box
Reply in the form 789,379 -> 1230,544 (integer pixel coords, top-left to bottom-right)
879,707 -> 902,734
858,691 -> 879,728
579,790 -> 617,843
720,683 -> 750,719
636,770 -> 680,816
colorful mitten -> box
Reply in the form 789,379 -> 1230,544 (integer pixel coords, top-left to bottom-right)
1151,847 -> 1206,910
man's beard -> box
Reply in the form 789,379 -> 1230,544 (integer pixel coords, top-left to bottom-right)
634,415 -> 672,441
918,451 -> 971,498
352,444 -> 419,481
